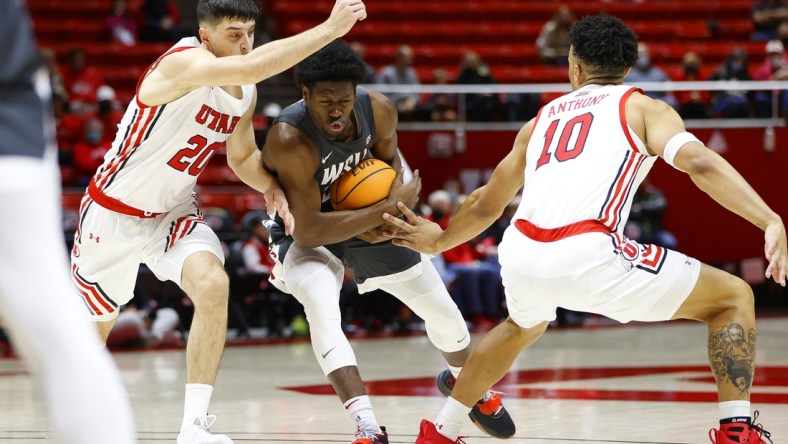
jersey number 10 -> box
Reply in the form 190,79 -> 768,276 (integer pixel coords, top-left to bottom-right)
536,112 -> 594,170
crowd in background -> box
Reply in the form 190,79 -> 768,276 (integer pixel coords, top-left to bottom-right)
8,0 -> 782,353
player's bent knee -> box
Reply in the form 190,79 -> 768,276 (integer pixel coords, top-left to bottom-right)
187,268 -> 229,307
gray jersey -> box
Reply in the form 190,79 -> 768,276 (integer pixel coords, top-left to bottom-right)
0,0 -> 47,159
262,87 -> 420,286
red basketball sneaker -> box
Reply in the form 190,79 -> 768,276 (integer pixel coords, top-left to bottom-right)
709,413 -> 772,444
415,419 -> 466,444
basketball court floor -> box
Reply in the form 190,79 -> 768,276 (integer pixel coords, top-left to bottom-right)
1,317 -> 786,443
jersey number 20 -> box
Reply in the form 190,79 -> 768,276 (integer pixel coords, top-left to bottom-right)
536,112 -> 594,170
167,135 -> 223,176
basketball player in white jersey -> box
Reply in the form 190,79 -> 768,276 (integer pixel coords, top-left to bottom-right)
0,1 -> 135,443
383,15 -> 786,444
69,1 -> 367,443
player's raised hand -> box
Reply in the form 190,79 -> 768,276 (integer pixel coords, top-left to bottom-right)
383,201 -> 444,254
265,187 -> 295,236
326,0 -> 367,38
387,169 -> 421,211
764,219 -> 787,286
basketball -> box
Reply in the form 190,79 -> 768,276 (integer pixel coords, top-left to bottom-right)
330,158 -> 396,211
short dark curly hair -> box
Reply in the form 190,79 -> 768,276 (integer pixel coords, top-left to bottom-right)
295,40 -> 367,89
569,15 -> 638,77
196,0 -> 259,26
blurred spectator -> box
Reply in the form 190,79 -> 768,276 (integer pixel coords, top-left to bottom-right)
779,20 -> 788,48
626,43 -> 677,108
624,177 -> 677,250
73,118 -> 112,185
427,190 -> 503,329
751,0 -> 788,41
425,68 -> 458,122
455,51 -> 502,121
107,305 -> 182,348
241,217 -> 274,275
536,5 -> 575,65
377,45 -> 422,120
754,40 -> 788,117
139,0 -> 181,42
106,284 -> 182,349
709,47 -> 752,117
350,41 -> 377,84
94,85 -> 124,140
673,52 -> 711,119
61,48 -> 105,112
106,0 -> 138,46
39,49 -> 67,100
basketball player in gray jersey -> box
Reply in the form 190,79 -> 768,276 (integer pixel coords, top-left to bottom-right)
261,40 -> 514,444
0,1 -> 134,443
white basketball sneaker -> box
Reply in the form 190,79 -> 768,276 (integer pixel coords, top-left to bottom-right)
177,415 -> 233,444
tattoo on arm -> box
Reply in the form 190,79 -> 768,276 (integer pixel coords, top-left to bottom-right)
709,322 -> 756,396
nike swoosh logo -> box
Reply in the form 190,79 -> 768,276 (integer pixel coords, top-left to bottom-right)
322,151 -> 333,163
456,334 -> 467,343
321,346 -> 337,358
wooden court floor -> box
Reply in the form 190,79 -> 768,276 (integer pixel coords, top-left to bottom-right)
1,317 -> 786,443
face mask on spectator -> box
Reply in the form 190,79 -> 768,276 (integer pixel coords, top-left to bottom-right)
770,55 -> 783,68
684,63 -> 699,75
87,131 -> 102,144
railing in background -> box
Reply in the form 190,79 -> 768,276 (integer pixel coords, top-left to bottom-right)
366,81 -> 788,131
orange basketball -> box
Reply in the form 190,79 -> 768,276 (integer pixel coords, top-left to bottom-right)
330,158 -> 396,211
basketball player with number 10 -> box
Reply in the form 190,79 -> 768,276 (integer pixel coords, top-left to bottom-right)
68,1 -> 367,442
383,15 -> 787,444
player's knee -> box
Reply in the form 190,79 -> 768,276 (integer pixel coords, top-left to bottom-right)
727,276 -> 755,315
189,267 -> 229,308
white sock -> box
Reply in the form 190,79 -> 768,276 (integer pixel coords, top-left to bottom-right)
183,383 -> 213,426
344,395 -> 380,435
448,364 -> 462,380
719,400 -> 751,422
434,396 -> 470,441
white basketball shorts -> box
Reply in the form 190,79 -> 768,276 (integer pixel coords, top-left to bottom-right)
498,224 -> 701,328
70,195 -> 224,321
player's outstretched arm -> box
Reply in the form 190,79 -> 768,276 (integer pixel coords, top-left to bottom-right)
643,97 -> 787,286
384,119 -> 534,254
226,90 -> 295,234
145,0 -> 366,97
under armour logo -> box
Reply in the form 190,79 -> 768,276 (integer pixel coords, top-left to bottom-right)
436,423 -> 444,430
89,233 -> 100,243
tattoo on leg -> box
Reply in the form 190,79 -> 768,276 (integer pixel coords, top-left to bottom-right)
709,322 -> 756,395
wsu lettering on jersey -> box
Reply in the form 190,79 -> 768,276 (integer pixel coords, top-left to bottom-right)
319,148 -> 370,186
195,104 -> 241,134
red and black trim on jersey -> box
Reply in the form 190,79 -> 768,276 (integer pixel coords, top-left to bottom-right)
597,150 -> 646,232
597,87 -> 648,232
71,263 -> 119,316
94,104 -> 166,192
164,212 -> 205,252
607,232 -> 668,274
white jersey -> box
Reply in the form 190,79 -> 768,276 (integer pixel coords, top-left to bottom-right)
513,84 -> 656,233
90,37 -> 254,214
